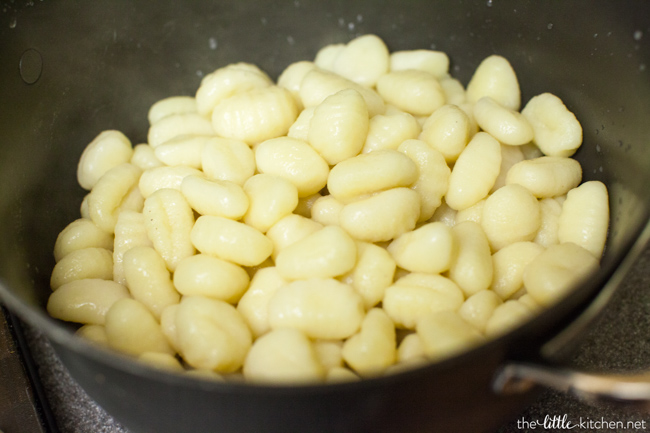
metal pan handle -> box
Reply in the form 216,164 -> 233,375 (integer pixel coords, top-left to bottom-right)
493,362 -> 650,411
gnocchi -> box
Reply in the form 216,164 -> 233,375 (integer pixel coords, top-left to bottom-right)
244,328 -> 325,383
77,130 -> 133,190
49,34 -> 608,384
122,246 -> 181,318
308,88 -> 369,165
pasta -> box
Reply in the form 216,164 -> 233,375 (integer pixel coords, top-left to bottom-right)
48,34 -> 609,384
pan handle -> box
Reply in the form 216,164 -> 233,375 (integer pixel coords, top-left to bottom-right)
493,362 -> 650,411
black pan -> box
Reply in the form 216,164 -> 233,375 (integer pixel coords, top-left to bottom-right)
1,1 -> 649,432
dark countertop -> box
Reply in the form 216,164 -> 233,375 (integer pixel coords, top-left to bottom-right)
16,244 -> 650,433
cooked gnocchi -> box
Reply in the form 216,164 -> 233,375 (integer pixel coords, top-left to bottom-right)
49,34 -> 608,384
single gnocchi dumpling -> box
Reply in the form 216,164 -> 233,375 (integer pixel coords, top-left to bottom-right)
287,107 -> 315,141
195,62 -> 273,116
439,77 -> 466,105
455,199 -> 485,225
396,333 -> 426,365
481,184 -> 541,251
254,136 -> 330,197
339,241 -> 396,310
77,130 -> 134,190
484,300 -> 534,338
363,110 -> 421,153
446,132 -> 501,211
148,113 -> 215,148
339,188 -> 421,242
376,70 -> 445,117
299,68 -> 386,117
191,215 -> 273,267
448,221 -> 493,297
277,61 -> 317,109
534,198 -> 563,248
143,188 -> 195,272
523,242 -> 599,306
327,149 -> 418,201
308,88 -> 369,165
267,278 -> 365,340
342,308 -> 396,376
147,96 -> 197,125
491,144 -> 525,193
173,254 -> 250,303
466,55 -> 521,111
311,195 -> 345,227
53,218 -> 114,263
331,34 -> 390,88
314,44 -> 345,71
201,137 -> 256,186
243,328 -> 325,383
153,135 -> 213,169
131,144 -> 164,173
390,49 -> 450,78
397,139 -> 450,221
211,86 -> 298,144
50,247 -> 113,291
416,311 -> 485,361
387,222 -> 454,275
181,175 -> 249,220
557,181 -> 609,257
490,242 -> 545,300
472,97 -> 533,146
237,267 -> 288,338
76,324 -> 108,346
419,105 -> 472,164
175,296 -> 252,373
313,340 -> 344,372
105,298 -> 175,357
521,93 -> 583,157
506,156 -> 582,198
47,279 -> 131,326
243,174 -> 299,233
266,214 -> 323,261
458,290 -> 503,334
88,163 -> 143,233
275,225 -> 357,280
138,165 -> 203,199
122,246 -> 181,318
383,273 -> 465,329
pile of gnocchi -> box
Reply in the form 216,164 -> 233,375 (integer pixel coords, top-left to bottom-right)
47,34 -> 609,383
